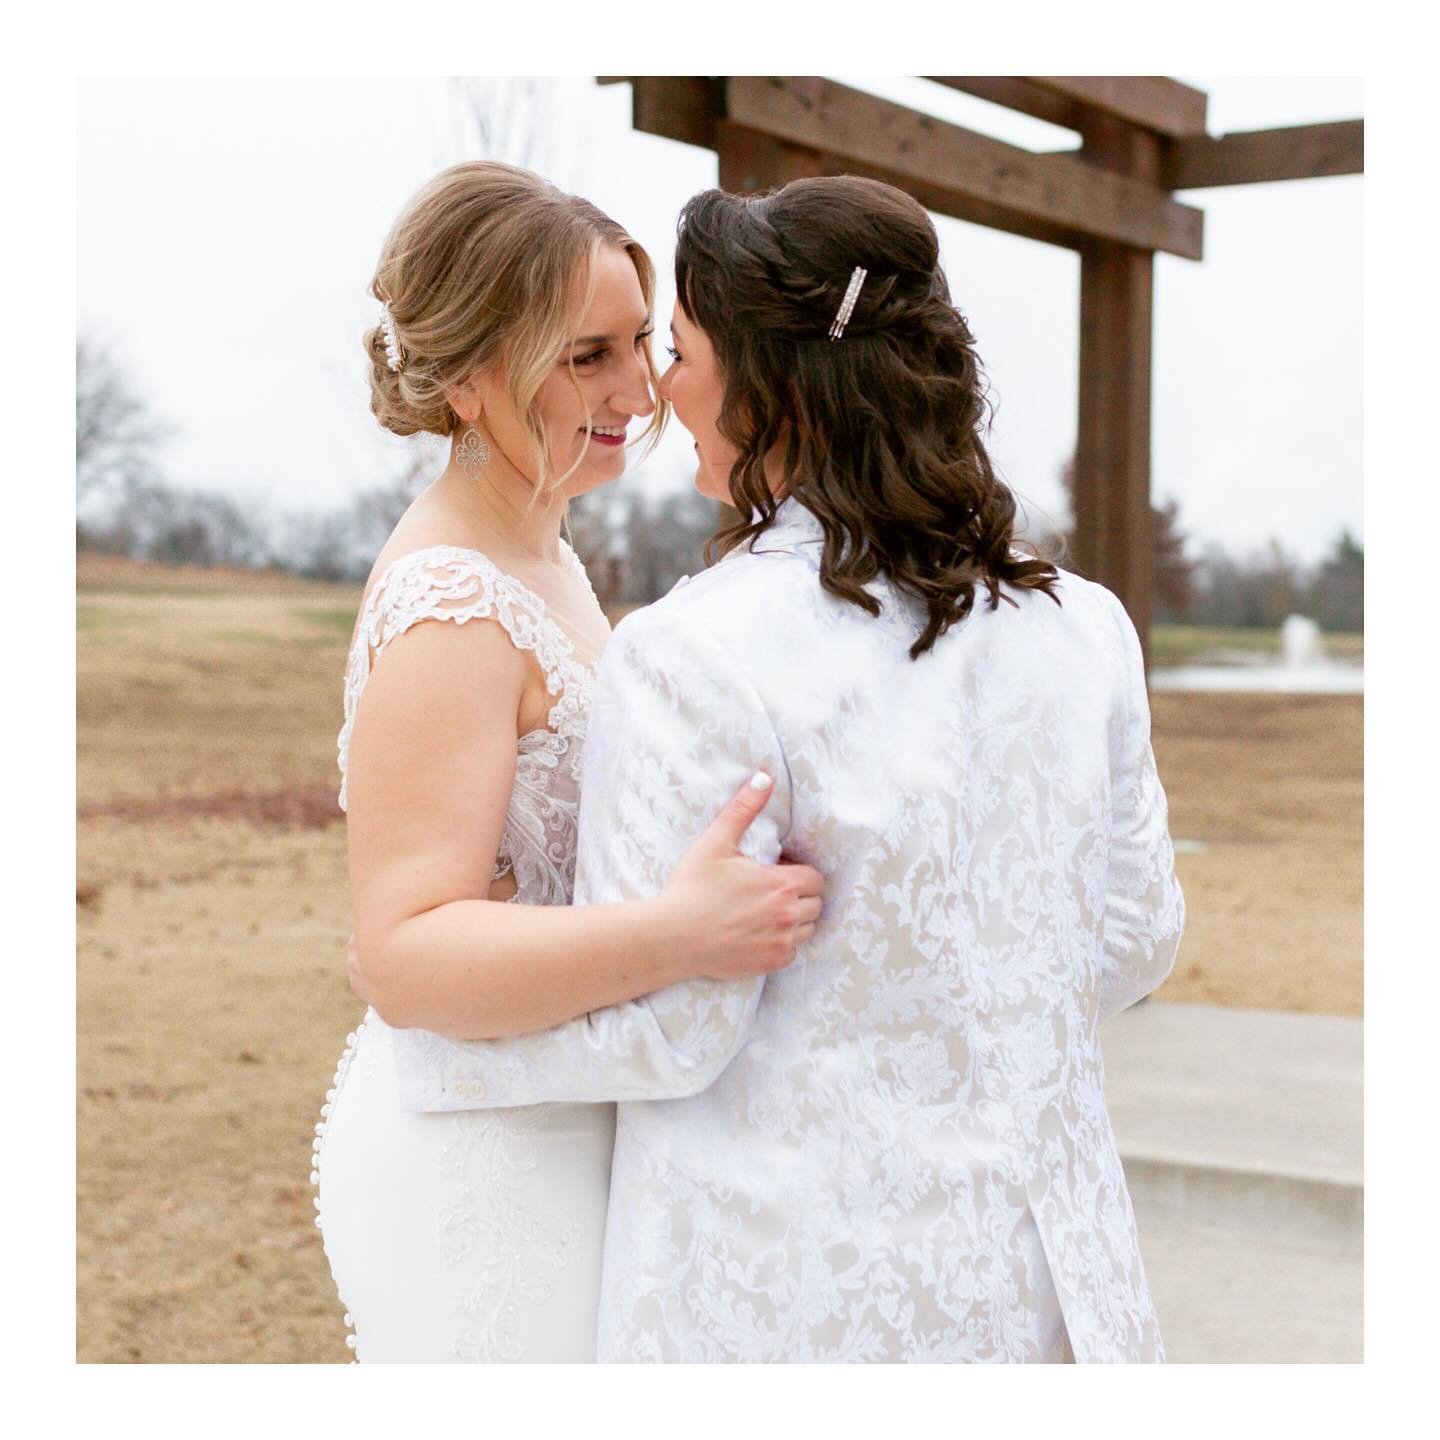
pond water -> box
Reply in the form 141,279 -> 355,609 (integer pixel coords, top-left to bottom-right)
1150,661 -> 1364,693
1150,615 -> 1363,693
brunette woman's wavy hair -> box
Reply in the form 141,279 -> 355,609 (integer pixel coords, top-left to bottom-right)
676,175 -> 1061,659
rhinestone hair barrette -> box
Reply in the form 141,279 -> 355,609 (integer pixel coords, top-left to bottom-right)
379,302 -> 406,373
828,266 -> 868,341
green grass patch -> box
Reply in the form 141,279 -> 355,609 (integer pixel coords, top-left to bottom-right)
291,606 -> 360,637
1151,625 -> 1278,666
213,630 -> 348,651
1150,624 -> 1364,667
76,578 -> 254,599
76,604 -> 121,632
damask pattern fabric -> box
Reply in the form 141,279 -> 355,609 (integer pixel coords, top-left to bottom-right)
402,499 -> 1185,1363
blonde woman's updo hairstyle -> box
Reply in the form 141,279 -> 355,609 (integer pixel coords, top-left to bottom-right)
677,175 -> 1061,659
365,161 -> 665,486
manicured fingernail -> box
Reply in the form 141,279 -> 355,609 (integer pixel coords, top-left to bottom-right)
749,771 -> 773,790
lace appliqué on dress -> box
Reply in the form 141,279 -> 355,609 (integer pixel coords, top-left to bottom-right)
435,1110 -> 576,1362
336,544 -> 594,904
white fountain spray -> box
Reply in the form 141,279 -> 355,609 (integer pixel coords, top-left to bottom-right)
1281,614 -> 1323,669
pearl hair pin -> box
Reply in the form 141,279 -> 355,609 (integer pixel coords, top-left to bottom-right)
379,302 -> 406,373
828,266 -> 868,341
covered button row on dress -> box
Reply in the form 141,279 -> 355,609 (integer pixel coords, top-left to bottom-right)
312,1020 -> 367,1358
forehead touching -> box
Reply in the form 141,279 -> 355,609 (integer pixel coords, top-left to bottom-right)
568,244 -> 649,346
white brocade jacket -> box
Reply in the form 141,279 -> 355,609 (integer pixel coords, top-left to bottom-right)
401,498 -> 1186,1363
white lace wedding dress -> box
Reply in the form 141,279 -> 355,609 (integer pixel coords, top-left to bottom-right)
311,544 -> 617,1362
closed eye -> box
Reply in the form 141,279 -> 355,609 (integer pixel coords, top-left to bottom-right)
665,345 -> 681,362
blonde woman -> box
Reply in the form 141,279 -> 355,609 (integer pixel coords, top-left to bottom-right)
312,163 -> 824,1363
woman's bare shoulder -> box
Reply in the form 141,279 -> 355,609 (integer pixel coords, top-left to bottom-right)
364,492 -> 493,593
352,500 -> 555,733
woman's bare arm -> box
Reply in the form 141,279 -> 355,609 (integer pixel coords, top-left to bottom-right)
345,616 -> 818,1040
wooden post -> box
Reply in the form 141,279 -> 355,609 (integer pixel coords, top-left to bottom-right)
1073,115 -> 1164,670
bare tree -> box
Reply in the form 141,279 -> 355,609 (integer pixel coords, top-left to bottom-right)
1187,538 -> 1311,630
1058,454 -> 1195,620
148,490 -> 273,569
350,451 -> 431,545
76,338 -> 168,511
624,489 -> 719,604
449,77 -> 556,176
569,482 -> 720,608
277,506 -> 368,582
1304,529 -> 1363,633
82,468 -> 274,569
567,480 -> 635,608
268,452 -> 433,582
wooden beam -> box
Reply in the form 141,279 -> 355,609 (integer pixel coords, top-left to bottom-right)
725,76 -> 1204,259
713,122 -> 1080,249
1026,76 -> 1208,138
608,76 -> 1081,250
1163,119 -> 1364,188
1072,115 -> 1161,668
716,120 -> 826,192
925,76 -> 1088,133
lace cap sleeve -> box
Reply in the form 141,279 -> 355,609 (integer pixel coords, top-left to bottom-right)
335,546 -> 575,811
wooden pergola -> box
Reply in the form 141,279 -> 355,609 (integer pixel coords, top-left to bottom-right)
597,76 -> 1364,666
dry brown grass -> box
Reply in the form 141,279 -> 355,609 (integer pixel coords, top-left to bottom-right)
75,554 -> 1362,1362
77,555 -> 363,1362
1149,691 -> 1363,1015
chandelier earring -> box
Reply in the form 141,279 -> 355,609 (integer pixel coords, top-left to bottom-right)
455,423 -> 492,481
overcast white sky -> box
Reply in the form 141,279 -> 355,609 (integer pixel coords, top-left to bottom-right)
76,75 -> 1362,564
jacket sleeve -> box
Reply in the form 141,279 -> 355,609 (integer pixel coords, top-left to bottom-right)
1097,592 -> 1186,1023
393,605 -> 787,1111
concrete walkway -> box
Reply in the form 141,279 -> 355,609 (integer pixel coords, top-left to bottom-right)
1101,1000 -> 1363,1363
